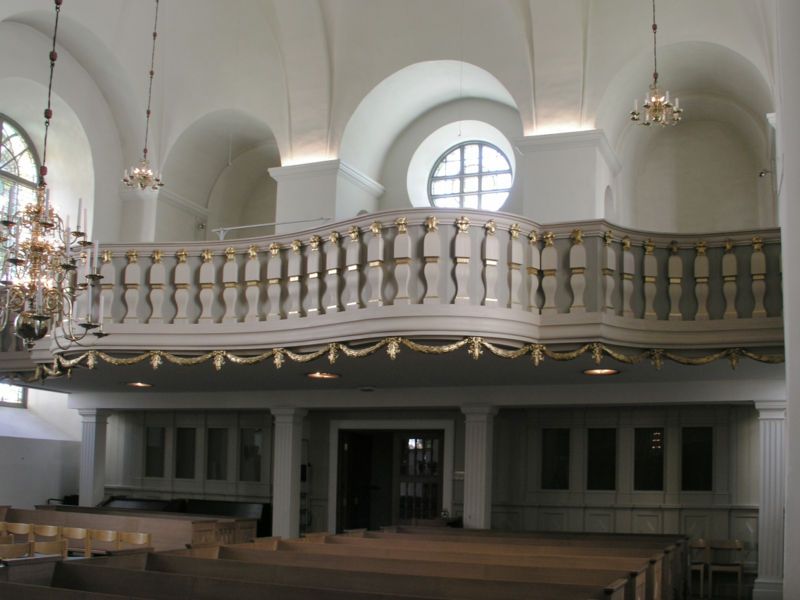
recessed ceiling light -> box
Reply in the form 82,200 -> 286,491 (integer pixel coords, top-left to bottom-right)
306,371 -> 340,380
582,368 -> 620,377
126,381 -> 153,388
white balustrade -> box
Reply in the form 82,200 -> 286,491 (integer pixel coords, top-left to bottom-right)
540,232 -> 557,315
602,232 -> 616,315
751,236 -> 767,318
323,232 -> 342,313
454,217 -> 471,305
99,251 -> 115,325
286,240 -> 304,318
528,231 -> 541,313
222,247 -> 240,323
305,236 -> 322,316
393,218 -> 411,305
643,240 -> 657,320
244,245 -> 262,323
344,226 -> 363,310
667,241 -> 683,321
569,229 -> 586,313
173,250 -> 190,323
508,224 -> 523,309
423,217 -> 440,304
123,250 -> 141,323
366,221 -> 385,307
198,249 -> 216,322
147,250 -> 166,324
483,220 -> 499,306
694,242 -> 710,321
266,243 -> 283,320
722,241 -> 738,319
622,237 -> 635,318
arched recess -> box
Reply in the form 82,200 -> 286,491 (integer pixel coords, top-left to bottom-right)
0,20 -> 121,240
597,41 -> 775,233
156,110 -> 280,243
339,61 -> 519,184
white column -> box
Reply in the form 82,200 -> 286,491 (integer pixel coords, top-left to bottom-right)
753,401 -> 786,600
271,407 -> 307,539
515,130 -> 620,223
119,189 -> 158,242
777,1 -> 800,594
78,409 -> 108,507
461,406 -> 497,529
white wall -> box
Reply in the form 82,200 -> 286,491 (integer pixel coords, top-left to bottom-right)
620,119 -> 765,233
0,388 -> 80,508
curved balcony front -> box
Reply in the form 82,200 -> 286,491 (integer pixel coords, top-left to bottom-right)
20,208 -> 781,376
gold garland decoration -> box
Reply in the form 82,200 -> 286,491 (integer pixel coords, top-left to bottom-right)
3,337 -> 785,384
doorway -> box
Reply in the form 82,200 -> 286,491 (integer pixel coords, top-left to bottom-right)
327,418 -> 454,533
336,429 -> 446,531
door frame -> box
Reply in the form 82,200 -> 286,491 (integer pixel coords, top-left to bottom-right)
327,419 -> 455,533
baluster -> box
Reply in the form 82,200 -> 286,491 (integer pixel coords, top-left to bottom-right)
694,241 -> 710,320
323,232 -> 342,313
198,249 -> 216,322
423,216 -> 440,304
454,216 -> 471,304
643,239 -> 657,320
568,229 -> 586,313
367,221 -> 384,307
508,224 -> 523,309
147,250 -> 165,324
622,236 -> 635,317
123,250 -> 141,323
74,251 -> 91,322
344,226 -> 363,310
722,240 -> 738,319
393,217 -> 411,305
602,231 -> 616,315
286,240 -> 304,318
483,220 -> 499,306
222,247 -> 239,323
99,250 -> 115,325
667,241 -> 683,320
528,231 -> 541,313
305,236 -> 322,316
266,242 -> 284,320
540,232 -> 557,315
244,245 -> 262,322
173,250 -> 190,323
751,236 -> 767,318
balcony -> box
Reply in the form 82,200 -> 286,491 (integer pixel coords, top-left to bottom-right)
0,208 -> 784,388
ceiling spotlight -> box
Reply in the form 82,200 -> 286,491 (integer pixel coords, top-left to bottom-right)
758,169 -> 771,178
126,381 -> 153,388
583,368 -> 620,377
306,371 -> 340,380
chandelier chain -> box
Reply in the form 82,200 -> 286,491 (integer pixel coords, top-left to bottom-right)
142,0 -> 160,162
40,0 -> 63,185
651,0 -> 658,84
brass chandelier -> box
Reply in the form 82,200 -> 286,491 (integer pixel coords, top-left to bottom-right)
629,0 -> 683,126
0,0 -> 105,349
122,0 -> 164,191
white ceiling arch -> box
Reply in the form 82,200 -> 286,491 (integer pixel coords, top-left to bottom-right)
339,60 -> 519,182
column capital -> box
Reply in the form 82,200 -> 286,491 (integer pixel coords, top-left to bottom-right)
755,401 -> 786,419
78,409 -> 108,424
461,405 -> 498,419
271,407 -> 308,423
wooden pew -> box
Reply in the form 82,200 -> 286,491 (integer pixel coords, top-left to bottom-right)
370,529 -> 683,600
219,544 -> 631,600
49,561 -> 470,600
378,526 -> 687,598
146,551 -> 620,600
0,581 -> 131,599
5,508 -> 216,552
320,535 -> 663,600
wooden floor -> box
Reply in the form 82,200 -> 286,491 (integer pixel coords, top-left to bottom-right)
0,527 -> 687,600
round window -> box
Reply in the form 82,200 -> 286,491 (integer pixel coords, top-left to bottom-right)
428,141 -> 512,211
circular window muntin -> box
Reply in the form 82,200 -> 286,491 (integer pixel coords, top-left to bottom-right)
428,140 -> 512,211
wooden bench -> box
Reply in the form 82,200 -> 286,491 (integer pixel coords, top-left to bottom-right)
6,508 -> 217,552
146,551 -> 622,600
371,529 -> 684,599
320,535 -> 664,600
0,581 -> 130,599
49,560 -> 469,600
217,543 -> 631,600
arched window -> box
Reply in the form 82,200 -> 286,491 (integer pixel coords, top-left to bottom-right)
0,114 -> 40,213
428,141 -> 512,211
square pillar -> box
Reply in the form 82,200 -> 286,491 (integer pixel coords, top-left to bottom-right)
271,407 -> 307,538
753,401 -> 786,600
461,405 -> 497,529
514,130 -> 620,224
78,409 -> 108,506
